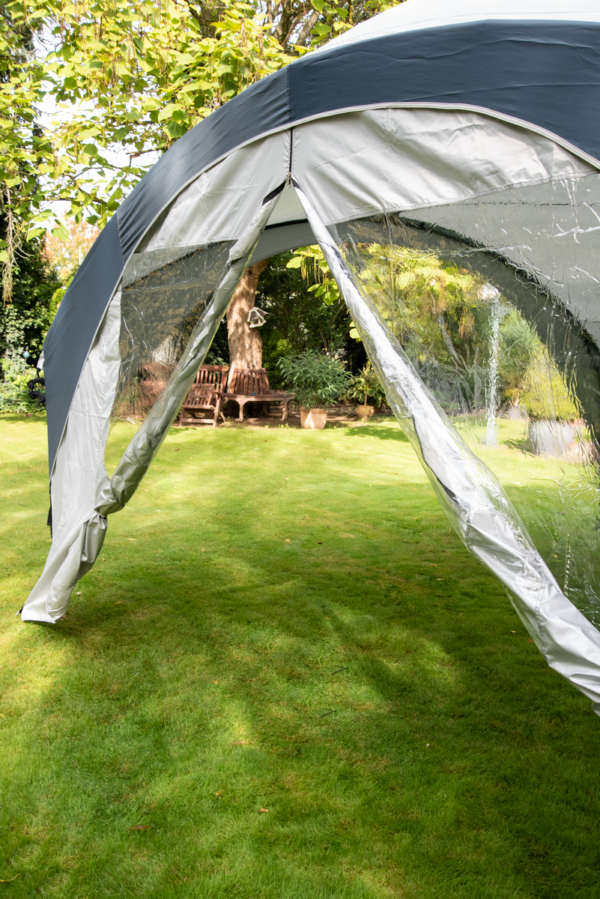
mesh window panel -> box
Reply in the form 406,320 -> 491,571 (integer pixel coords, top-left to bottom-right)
113,241 -> 234,421
330,174 -> 600,626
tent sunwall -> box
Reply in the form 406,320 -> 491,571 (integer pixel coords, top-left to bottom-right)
294,183 -> 600,715
19,189 -> 284,623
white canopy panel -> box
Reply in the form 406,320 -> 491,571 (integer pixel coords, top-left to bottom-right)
321,0 -> 600,52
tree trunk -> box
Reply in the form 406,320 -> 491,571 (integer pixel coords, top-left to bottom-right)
226,259 -> 269,384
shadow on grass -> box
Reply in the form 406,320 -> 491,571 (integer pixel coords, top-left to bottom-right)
3,430 -> 600,899
503,435 -> 532,453
343,423 -> 409,442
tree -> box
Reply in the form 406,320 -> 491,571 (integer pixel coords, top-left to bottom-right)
226,259 -> 270,378
0,3 -> 55,301
44,219 -> 100,283
0,0 -> 400,368
0,233 -> 61,409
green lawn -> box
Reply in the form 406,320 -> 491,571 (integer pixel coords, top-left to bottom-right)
1,414 -> 600,898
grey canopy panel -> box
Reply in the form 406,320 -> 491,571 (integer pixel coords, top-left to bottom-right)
297,183 -> 600,713
249,222 -> 315,266
42,11 -> 600,472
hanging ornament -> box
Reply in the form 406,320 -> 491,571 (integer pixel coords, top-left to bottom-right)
247,307 -> 268,329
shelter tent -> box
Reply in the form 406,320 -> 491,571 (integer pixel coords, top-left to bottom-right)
22,0 -> 600,715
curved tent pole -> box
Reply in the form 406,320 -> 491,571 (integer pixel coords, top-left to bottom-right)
294,181 -> 600,715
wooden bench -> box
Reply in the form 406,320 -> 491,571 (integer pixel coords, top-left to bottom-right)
225,368 -> 295,423
178,364 -> 229,427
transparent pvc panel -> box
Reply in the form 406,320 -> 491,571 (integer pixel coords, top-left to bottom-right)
330,185 -> 600,628
112,241 -> 234,424
295,183 -> 600,709
98,192 -> 282,514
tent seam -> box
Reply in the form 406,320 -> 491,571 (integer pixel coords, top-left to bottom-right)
118,103 -> 600,269
319,169 -> 596,229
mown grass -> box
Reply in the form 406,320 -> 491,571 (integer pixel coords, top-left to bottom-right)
1,413 -> 600,898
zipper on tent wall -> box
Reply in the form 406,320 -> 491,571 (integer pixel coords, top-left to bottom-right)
287,128 -> 294,184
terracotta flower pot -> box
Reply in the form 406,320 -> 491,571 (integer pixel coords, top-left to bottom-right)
300,407 -> 328,429
355,404 -> 375,421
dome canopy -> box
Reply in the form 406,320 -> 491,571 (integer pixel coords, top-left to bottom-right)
45,0 -> 600,470
26,0 -> 600,718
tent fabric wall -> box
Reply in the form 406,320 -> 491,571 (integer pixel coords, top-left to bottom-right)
22,292 -> 122,622
296,183 -> 600,713
22,191 -> 283,623
292,108 -> 594,223
42,1 -> 600,474
139,133 -> 290,252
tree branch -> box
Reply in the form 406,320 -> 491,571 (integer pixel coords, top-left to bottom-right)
294,9 -> 320,47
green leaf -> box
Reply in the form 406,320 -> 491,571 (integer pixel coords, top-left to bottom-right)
53,223 -> 70,241
164,120 -> 186,139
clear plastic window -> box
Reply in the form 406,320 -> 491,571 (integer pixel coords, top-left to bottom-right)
331,194 -> 600,626
113,241 -> 234,421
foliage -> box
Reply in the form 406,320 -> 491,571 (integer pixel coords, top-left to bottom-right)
353,243 -> 485,342
44,219 -> 100,283
350,242 -> 494,412
0,3 -> 54,300
256,251 -> 362,387
346,360 -> 386,407
286,244 -> 340,306
497,310 -> 541,400
278,348 -> 350,407
345,241 -> 583,421
0,0 -> 399,244
0,303 -> 39,410
521,350 -> 580,422
493,310 -> 579,421
260,330 -> 293,389
0,233 -> 61,399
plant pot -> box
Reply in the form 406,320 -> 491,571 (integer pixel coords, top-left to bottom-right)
528,419 -> 580,457
300,407 -> 328,429
355,404 -> 375,421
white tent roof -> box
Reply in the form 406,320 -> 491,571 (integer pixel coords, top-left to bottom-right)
322,0 -> 600,51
